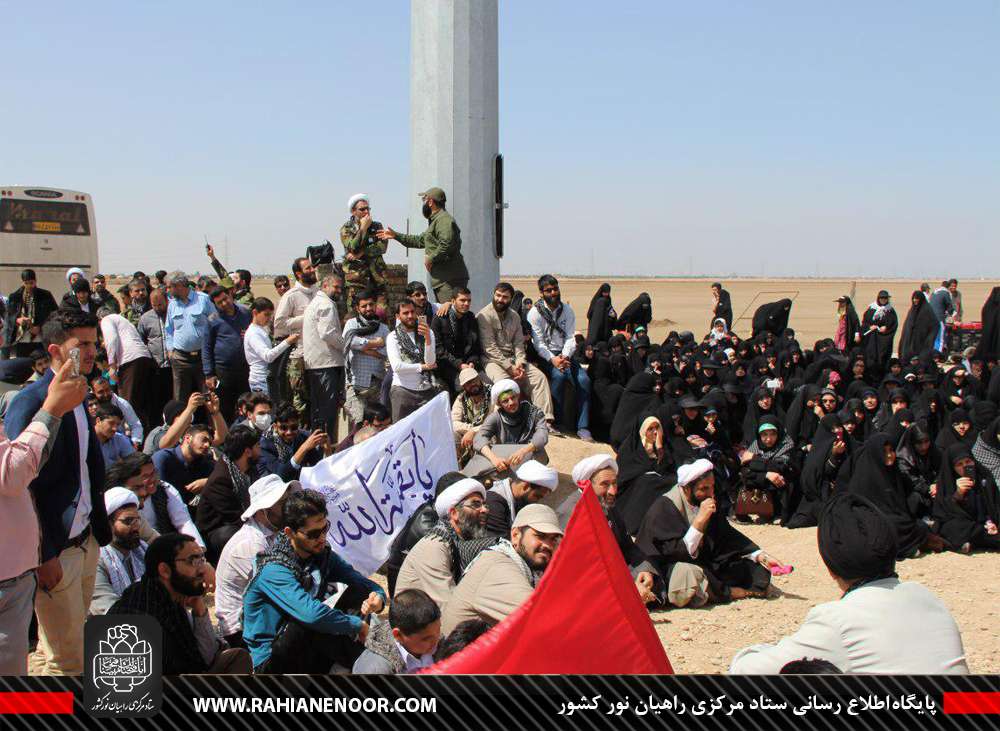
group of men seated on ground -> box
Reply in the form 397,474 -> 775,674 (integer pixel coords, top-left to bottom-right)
0,233 -> 996,676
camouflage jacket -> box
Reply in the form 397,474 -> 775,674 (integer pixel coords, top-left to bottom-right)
339,217 -> 388,287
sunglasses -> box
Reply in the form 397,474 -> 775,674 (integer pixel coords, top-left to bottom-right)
298,521 -> 330,541
356,206 -> 370,212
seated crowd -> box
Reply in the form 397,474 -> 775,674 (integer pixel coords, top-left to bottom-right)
1,217 -> 997,677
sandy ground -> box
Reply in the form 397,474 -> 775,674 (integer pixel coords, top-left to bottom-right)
532,434 -> 1000,674
170,273 -> 996,672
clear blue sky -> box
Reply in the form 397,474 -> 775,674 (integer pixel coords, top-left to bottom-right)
4,1 -> 998,278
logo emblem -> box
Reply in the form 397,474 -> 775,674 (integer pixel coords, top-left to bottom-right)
84,615 -> 162,718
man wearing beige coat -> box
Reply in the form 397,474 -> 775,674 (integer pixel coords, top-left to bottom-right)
441,504 -> 563,635
476,283 -> 553,423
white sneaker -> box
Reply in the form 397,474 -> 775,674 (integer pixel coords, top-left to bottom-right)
577,429 -> 594,442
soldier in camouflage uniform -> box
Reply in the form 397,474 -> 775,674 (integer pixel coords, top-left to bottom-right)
205,244 -> 255,306
123,278 -> 150,327
377,186 -> 469,303
340,194 -> 389,317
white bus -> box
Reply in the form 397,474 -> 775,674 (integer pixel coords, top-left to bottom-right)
0,186 -> 99,297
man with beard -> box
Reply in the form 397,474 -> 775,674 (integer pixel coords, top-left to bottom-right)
485,460 -> 559,537
195,425 -> 261,564
636,459 -> 781,608
340,194 -> 389,313
395,478 -> 492,612
452,370 -> 493,462
164,272 -> 217,403
91,274 -> 120,313
273,257 -> 318,420
302,274 -> 346,442
527,275 -> 593,441
205,243 -> 255,306
152,424 -> 216,507
108,534 -> 252,674
377,186 -> 469,302
477,282 -> 554,422
124,278 -> 151,327
214,475 -> 300,648
258,402 -> 327,480
243,490 -> 386,673
441,503 -> 563,634
91,488 -> 148,615
571,455 -> 663,605
342,290 -> 389,428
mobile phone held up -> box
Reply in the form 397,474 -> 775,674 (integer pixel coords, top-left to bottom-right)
69,347 -> 81,377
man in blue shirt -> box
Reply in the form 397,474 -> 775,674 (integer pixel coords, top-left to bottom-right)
204,287 -> 251,423
243,489 -> 385,673
94,403 -> 135,466
151,424 -> 216,506
164,272 -> 216,403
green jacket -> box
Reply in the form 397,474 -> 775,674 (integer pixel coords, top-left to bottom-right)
396,209 -> 469,289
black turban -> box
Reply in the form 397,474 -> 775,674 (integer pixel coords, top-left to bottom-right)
818,493 -> 898,582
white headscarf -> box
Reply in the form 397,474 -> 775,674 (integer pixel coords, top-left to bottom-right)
347,193 -> 369,211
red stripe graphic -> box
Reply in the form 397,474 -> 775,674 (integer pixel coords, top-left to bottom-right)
0,692 -> 74,715
944,692 -> 1000,715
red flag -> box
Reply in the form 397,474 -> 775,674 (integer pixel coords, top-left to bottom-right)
425,487 -> 673,674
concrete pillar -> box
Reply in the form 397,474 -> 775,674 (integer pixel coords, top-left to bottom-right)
409,0 -> 500,310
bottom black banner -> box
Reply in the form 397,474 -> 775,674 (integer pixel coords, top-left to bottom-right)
0,674 -> 998,730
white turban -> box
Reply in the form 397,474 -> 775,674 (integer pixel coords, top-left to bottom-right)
434,478 -> 486,518
513,460 -> 558,490
104,486 -> 139,516
571,454 -> 618,486
65,267 -> 84,283
677,458 -> 714,487
347,193 -> 369,211
490,378 -> 520,405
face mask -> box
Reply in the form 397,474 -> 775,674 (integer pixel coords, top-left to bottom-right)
254,414 -> 273,432
422,203 -> 433,219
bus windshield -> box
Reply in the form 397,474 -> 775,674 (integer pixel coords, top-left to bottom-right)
0,198 -> 91,236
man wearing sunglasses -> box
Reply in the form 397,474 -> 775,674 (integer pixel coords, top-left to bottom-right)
396,477 -> 494,613
243,490 -> 387,673
340,194 -> 390,314
108,533 -> 252,674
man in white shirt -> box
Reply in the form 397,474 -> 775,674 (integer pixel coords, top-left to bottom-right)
302,274 -> 346,441
98,307 -> 155,429
244,297 -> 297,395
731,493 -> 968,675
273,257 -> 318,420
214,475 -> 299,647
526,275 -> 592,441
342,290 -> 389,428
386,298 -> 437,422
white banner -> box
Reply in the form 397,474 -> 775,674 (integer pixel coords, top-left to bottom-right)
299,391 -> 458,576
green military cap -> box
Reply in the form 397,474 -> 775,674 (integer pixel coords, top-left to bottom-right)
418,186 -> 447,204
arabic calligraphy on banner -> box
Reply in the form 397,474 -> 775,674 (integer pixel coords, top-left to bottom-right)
300,392 -> 459,576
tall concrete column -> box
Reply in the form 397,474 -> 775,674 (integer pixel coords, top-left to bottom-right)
409,0 -> 500,310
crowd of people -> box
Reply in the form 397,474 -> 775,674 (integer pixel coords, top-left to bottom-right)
1,186 -> 998,676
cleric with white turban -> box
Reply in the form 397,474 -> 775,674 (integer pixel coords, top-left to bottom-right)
490,378 -> 520,406
348,193 -> 369,212
434,478 -> 487,519
104,486 -> 140,516
572,454 -> 618,488
676,458 -> 714,488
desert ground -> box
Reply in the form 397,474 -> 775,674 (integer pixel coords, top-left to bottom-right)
534,435 -> 1000,675
175,274 -> 997,673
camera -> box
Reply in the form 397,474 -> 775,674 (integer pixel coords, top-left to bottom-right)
306,241 -> 335,267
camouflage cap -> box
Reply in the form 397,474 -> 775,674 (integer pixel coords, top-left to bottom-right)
418,187 -> 447,204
